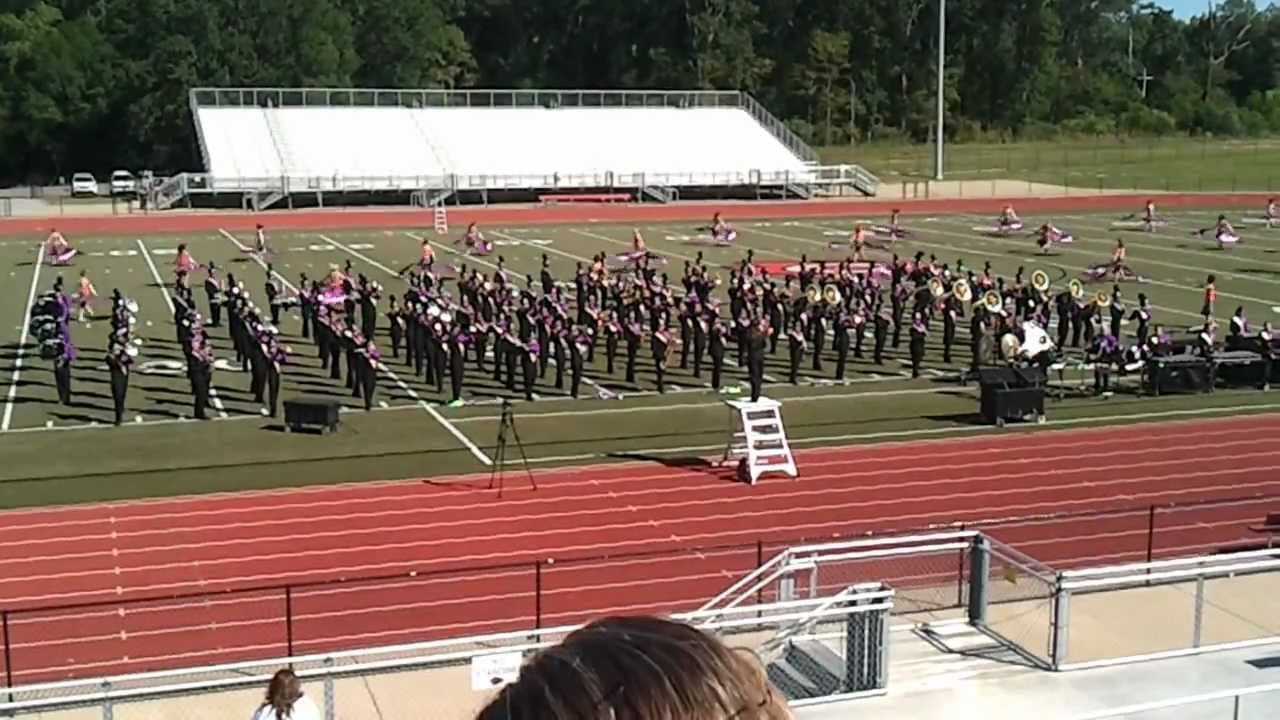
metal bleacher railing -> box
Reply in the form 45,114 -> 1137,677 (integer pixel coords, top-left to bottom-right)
0,587 -> 895,719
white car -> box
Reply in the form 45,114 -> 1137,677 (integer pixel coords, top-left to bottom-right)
110,170 -> 136,196
70,173 -> 98,197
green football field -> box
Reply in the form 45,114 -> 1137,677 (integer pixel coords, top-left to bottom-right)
1,206 -> 1279,509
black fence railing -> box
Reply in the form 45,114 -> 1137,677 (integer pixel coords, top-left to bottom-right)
1,492 -> 1275,687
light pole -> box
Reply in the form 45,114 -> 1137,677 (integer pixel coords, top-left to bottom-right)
935,0 -> 946,180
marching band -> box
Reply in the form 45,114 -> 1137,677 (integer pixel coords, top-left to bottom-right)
22,205 -> 1280,429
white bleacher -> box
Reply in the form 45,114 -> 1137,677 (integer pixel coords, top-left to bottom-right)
198,108 -> 283,181
194,104 -> 812,191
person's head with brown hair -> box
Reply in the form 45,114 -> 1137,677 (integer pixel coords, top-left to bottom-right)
262,669 -> 304,719
475,616 -> 792,720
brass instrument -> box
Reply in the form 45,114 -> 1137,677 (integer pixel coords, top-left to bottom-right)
1030,269 -> 1051,293
982,290 -> 1003,313
823,284 -> 842,305
1068,278 -> 1085,300
928,277 -> 945,299
805,285 -> 822,304
1094,291 -> 1112,308
952,278 -> 973,304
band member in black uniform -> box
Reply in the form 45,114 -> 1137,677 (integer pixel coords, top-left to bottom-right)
891,283 -> 907,348
249,324 -> 269,409
502,320 -> 520,391
909,310 -> 927,378
873,306 -> 891,365
265,266 -> 283,325
1129,294 -> 1153,347
942,296 -> 960,364
106,341 -> 132,425
624,317 -> 642,385
746,318 -> 768,402
448,324 -> 468,407
519,338 -> 538,401
569,325 -> 590,398
358,278 -> 379,341
603,310 -> 621,375
1108,287 -> 1125,339
386,296 -> 404,358
832,308 -> 851,381
852,305 -> 867,359
298,274 -> 314,339
546,317 -> 566,390
652,327 -> 671,393
1260,322 -> 1274,391
1070,294 -> 1085,348
204,262 -> 223,327
351,336 -> 378,411
709,315 -> 727,390
189,328 -> 213,420
809,298 -> 826,371
433,314 -> 451,394
787,311 -> 807,385
1054,289 -> 1072,349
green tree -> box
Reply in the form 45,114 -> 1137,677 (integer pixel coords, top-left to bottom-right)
798,30 -> 850,144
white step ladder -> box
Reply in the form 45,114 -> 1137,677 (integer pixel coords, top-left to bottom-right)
433,203 -> 449,235
721,397 -> 798,484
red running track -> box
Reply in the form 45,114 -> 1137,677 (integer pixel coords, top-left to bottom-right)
2,414 -> 1279,683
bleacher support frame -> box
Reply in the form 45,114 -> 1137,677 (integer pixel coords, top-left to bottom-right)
162,87 -> 881,210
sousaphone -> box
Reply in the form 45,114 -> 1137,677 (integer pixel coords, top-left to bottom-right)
982,290 -> 1003,314
805,285 -> 822,304
928,277 -> 945,299
1068,278 -> 1085,300
952,278 -> 973,304
1030,269 -> 1051,293
1094,291 -> 1112,308
823,284 -> 842,305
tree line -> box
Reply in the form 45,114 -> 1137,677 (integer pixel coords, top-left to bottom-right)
1,0 -> 1277,183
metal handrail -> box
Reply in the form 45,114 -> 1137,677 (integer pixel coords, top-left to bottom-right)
0,592 -> 893,714
1060,547 -> 1280,579
1072,681 -> 1280,719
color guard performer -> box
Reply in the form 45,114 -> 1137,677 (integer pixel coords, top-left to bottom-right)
75,270 -> 97,322
1202,275 -> 1217,323
45,228 -> 78,266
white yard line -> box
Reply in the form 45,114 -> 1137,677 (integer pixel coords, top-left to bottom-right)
137,238 -> 227,418
319,234 -> 400,277
378,361 -> 493,466
221,228 -> 491,465
1,244 -> 45,431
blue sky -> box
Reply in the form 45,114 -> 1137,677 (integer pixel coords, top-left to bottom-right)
1155,0 -> 1203,19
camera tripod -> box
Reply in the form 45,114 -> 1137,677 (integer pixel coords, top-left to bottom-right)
488,399 -> 536,498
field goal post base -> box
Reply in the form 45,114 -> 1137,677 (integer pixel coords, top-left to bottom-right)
720,397 -> 798,485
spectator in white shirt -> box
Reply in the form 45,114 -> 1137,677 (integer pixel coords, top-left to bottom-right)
251,669 -> 321,720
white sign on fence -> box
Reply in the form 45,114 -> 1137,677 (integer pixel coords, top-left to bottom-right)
470,651 -> 523,691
